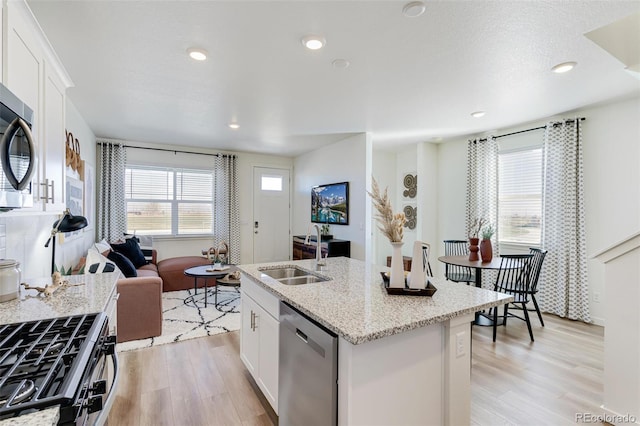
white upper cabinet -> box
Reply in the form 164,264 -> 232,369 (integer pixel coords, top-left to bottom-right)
3,0 -> 73,212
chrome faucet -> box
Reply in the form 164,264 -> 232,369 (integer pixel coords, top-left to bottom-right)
304,224 -> 326,268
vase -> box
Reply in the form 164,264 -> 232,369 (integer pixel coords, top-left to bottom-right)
408,240 -> 426,289
480,239 -> 493,263
389,242 -> 405,288
468,237 -> 480,261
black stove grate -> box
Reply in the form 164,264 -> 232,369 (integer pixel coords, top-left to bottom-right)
0,313 -> 106,418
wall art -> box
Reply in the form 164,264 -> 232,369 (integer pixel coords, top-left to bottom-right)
403,174 -> 417,198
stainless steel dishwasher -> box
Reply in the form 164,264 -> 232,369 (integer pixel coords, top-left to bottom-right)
279,301 -> 338,426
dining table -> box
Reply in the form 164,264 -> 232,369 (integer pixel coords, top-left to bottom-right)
437,255 -> 515,326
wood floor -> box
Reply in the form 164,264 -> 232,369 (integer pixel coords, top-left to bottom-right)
109,313 -> 604,426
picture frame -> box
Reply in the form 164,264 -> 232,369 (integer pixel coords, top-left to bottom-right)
311,181 -> 349,225
83,163 -> 95,229
65,176 -> 83,216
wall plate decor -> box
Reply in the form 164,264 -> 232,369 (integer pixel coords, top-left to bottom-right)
403,205 -> 417,230
403,174 -> 417,198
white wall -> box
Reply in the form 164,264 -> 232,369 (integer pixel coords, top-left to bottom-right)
0,99 -> 96,279
120,139 -> 293,264
436,95 -> 640,325
292,134 -> 368,261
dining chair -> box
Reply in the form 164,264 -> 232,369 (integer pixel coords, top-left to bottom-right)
509,248 -> 548,326
421,242 -> 434,277
443,240 -> 475,284
492,254 -> 535,342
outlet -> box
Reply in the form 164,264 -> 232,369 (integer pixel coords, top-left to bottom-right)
455,332 -> 465,358
593,292 -> 601,303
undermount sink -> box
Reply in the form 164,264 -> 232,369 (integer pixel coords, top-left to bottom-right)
278,275 -> 328,285
259,266 -> 329,285
260,267 -> 310,280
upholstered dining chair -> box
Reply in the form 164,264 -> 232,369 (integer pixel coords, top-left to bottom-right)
509,248 -> 548,326
443,240 -> 475,284
421,242 -> 434,277
492,254 -> 535,342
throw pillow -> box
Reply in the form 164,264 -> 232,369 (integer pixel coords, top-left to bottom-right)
124,233 -> 154,264
110,238 -> 146,269
86,248 -> 117,274
94,239 -> 112,256
107,251 -> 138,278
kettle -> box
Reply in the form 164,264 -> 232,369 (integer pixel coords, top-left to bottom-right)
0,259 -> 20,302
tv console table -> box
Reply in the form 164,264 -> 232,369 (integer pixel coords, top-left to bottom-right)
292,235 -> 350,260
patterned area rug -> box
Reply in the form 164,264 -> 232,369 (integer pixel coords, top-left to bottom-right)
116,287 -> 241,352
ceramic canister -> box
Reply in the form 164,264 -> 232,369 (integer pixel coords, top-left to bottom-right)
0,259 -> 20,302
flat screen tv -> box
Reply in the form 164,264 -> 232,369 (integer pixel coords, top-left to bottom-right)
311,181 -> 349,225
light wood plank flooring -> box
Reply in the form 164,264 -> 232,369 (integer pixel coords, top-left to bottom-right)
109,313 -> 604,426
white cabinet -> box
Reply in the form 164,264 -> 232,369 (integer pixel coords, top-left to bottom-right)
240,276 -> 279,413
3,0 -> 71,212
41,65 -> 66,211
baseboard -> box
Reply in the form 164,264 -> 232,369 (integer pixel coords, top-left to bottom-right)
591,316 -> 605,327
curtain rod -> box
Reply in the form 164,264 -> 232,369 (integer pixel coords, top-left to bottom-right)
96,141 -> 234,158
473,117 -> 586,143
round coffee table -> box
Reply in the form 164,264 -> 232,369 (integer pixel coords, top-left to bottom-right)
184,265 -> 237,308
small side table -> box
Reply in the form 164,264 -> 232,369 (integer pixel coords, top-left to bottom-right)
184,265 -> 237,308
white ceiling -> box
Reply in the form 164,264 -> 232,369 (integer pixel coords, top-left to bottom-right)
27,0 -> 640,157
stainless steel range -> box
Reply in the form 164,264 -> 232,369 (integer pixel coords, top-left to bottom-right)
0,313 -> 118,425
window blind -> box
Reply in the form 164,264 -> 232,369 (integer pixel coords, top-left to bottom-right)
498,148 -> 542,245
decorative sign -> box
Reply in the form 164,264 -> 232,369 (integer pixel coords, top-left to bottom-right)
403,205 -> 417,230
403,174 -> 417,198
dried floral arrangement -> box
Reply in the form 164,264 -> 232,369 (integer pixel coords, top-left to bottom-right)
481,224 -> 495,240
469,218 -> 487,239
367,177 -> 407,242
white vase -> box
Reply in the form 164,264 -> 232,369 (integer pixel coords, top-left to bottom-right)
389,242 -> 405,288
408,240 -> 426,289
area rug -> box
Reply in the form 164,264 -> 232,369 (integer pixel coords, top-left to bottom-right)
116,287 -> 241,352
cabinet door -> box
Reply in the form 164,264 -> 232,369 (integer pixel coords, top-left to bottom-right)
257,308 -> 279,413
240,292 -> 259,376
42,66 -> 66,211
5,6 -> 43,211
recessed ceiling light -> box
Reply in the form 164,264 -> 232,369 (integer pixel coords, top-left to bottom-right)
551,61 -> 577,73
187,47 -> 207,61
228,123 -> 240,129
402,1 -> 426,17
301,35 -> 326,50
471,111 -> 486,118
332,59 -> 350,69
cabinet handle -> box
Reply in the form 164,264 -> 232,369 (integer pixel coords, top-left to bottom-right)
40,179 -> 54,203
253,312 -> 258,331
250,311 -> 255,331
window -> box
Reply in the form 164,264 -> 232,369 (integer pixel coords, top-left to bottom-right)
261,175 -> 283,191
498,147 -> 542,245
125,165 -> 213,235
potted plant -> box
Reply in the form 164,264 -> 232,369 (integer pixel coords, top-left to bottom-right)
480,224 -> 495,262
320,224 -> 333,241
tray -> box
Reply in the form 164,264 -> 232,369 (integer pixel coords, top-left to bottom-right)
380,272 -> 438,296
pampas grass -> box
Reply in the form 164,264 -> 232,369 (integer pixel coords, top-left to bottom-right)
367,177 -> 406,242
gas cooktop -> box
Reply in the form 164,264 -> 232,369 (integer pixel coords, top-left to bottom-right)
0,313 -> 108,422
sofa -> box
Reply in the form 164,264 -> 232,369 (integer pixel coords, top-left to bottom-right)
116,249 -> 163,343
116,250 -> 214,343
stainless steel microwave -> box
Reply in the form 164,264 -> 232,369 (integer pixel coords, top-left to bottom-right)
0,82 -> 36,211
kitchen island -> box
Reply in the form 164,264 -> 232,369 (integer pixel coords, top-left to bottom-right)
238,257 -> 512,425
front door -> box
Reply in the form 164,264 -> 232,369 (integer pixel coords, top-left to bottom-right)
253,167 -> 290,263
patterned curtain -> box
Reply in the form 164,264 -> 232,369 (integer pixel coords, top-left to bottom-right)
466,136 -> 499,277
539,120 -> 590,322
214,154 -> 240,264
97,141 -> 127,241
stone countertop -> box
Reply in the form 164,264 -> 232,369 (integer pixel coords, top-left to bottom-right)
0,407 -> 59,426
0,272 -> 121,326
238,257 -> 513,345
